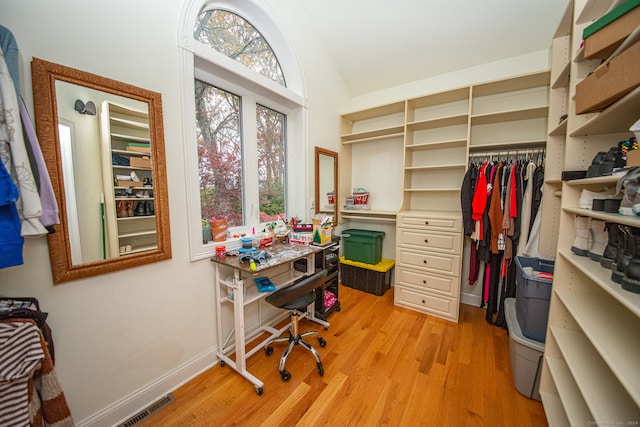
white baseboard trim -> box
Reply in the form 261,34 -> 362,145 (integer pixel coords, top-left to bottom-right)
460,292 -> 482,307
76,348 -> 218,427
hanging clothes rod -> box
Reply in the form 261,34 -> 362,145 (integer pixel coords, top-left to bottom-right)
468,147 -> 546,162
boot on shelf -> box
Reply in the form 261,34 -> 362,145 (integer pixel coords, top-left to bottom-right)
587,219 -> 607,262
117,201 -> 128,218
571,215 -> 591,257
126,200 -> 134,217
134,201 -> 146,216
616,168 -> 640,215
621,232 -> 640,294
601,222 -> 622,269
611,226 -> 637,284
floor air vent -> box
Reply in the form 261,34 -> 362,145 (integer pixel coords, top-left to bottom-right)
118,394 -> 175,427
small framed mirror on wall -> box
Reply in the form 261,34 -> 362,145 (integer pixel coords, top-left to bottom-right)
31,58 -> 172,283
315,147 -> 338,226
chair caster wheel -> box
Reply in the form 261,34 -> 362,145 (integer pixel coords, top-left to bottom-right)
255,386 -> 264,395
219,360 -> 225,367
265,346 -> 274,356
317,362 -> 324,376
318,337 -> 327,347
280,370 -> 291,381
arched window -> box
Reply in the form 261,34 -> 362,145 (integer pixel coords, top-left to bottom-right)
179,0 -> 306,260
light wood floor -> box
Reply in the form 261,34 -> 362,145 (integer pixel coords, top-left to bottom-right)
140,285 -> 548,426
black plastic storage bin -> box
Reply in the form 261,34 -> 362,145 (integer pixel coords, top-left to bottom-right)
340,258 -> 394,296
515,256 -> 554,343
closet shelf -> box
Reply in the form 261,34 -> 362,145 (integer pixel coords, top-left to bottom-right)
551,60 -> 571,90
405,139 -> 467,150
555,288 -> 640,405
565,174 -> 620,187
404,163 -> 466,172
576,0 -> 615,24
470,105 -> 548,125
341,101 -> 405,122
544,356 -> 591,426
558,250 -> 640,317
550,326 -> 639,422
549,118 -> 568,136
111,133 -> 150,143
341,127 -> 404,144
339,210 -> 397,223
469,139 -> 547,151
563,207 -> 640,228
404,188 -> 460,192
406,114 -> 468,131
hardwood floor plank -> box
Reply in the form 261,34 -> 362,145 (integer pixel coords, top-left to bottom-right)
139,285 -> 548,426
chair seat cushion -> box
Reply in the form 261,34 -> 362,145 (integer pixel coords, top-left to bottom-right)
281,292 -> 316,311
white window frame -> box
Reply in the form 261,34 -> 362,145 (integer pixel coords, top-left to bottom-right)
179,0 -> 308,261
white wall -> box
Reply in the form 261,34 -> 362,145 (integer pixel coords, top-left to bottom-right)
0,0 -> 348,424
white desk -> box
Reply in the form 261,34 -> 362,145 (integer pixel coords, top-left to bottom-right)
211,243 -> 329,395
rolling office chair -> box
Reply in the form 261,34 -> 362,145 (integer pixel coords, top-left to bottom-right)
264,269 -> 328,381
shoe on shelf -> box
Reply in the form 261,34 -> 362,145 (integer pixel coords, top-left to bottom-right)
571,215 -> 591,257
145,201 -> 154,216
616,168 -> 640,215
130,171 -> 141,183
578,187 -> 619,210
599,147 -> 625,176
126,200 -> 134,217
586,151 -> 607,178
621,230 -> 640,294
134,201 -> 147,216
587,219 -> 607,262
117,201 -> 128,218
601,222 -> 622,269
611,226 -> 637,284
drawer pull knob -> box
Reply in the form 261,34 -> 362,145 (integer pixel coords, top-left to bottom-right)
424,239 -> 429,243
422,299 -> 426,304
423,280 -> 427,284
425,221 -> 429,225
423,260 -> 428,264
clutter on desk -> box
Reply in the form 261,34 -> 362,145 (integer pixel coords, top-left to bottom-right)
312,213 -> 333,244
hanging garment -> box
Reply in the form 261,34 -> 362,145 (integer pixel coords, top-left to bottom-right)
460,164 -> 477,236
0,49 -> 47,237
471,162 -> 488,241
524,191 -> 544,258
488,163 -> 504,254
517,161 -> 537,256
529,165 -> 544,234
0,160 -> 23,268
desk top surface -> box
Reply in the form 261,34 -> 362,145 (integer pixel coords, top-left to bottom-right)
210,242 -> 328,274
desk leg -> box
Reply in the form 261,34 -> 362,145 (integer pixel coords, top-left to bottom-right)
216,268 -> 265,395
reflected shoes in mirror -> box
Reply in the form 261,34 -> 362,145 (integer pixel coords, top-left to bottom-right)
134,201 -> 154,216
130,171 -> 141,182
143,178 -> 152,187
119,244 -> 133,254
135,190 -> 151,198
117,201 -> 128,218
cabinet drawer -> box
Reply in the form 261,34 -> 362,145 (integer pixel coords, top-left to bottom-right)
396,229 -> 461,254
397,248 -> 460,277
394,285 -> 458,321
395,267 -> 457,297
397,212 -> 461,232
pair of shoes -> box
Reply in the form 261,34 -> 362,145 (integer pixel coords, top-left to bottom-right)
134,201 -> 154,216
571,216 -> 607,261
586,147 -> 625,178
578,187 -> 621,210
117,200 -> 134,218
119,244 -> 133,254
143,177 -> 153,187
135,190 -> 151,198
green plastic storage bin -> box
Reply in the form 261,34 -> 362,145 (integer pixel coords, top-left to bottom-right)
342,229 -> 385,264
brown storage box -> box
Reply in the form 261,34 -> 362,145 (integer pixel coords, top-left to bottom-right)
130,156 -> 151,168
575,40 -> 640,114
126,145 -> 151,154
584,4 -> 640,60
117,180 -> 143,187
627,150 -> 640,167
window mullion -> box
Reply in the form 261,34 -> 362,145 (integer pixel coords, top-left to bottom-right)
241,96 -> 259,227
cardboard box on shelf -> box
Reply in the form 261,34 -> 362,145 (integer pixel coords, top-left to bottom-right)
129,156 -> 151,168
583,0 -> 640,60
626,149 -> 640,167
117,180 -> 143,187
125,144 -> 151,154
575,40 -> 640,114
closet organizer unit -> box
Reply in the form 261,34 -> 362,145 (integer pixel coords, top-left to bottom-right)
100,101 -> 157,257
340,71 -> 550,322
540,0 -> 640,425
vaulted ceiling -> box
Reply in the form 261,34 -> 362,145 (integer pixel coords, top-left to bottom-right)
300,0 -> 571,96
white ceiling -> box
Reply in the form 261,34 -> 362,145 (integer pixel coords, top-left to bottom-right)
300,0 -> 570,96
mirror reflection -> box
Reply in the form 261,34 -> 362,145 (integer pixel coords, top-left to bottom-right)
55,81 -> 155,264
32,58 -> 171,283
315,147 -> 338,225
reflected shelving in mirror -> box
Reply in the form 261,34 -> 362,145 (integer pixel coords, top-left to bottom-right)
31,57 -> 172,283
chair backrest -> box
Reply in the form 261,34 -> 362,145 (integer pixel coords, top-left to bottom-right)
265,270 -> 327,309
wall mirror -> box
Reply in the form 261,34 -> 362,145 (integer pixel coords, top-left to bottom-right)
31,58 -> 172,283
314,147 -> 338,226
